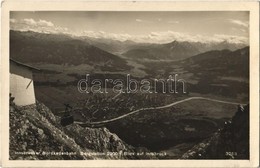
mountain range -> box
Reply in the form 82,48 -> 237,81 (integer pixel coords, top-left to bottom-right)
77,35 -> 247,61
11,30 -> 247,63
123,40 -> 200,60
123,40 -> 247,60
10,30 -> 131,71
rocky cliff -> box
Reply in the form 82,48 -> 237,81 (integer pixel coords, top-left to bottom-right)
9,100 -> 153,160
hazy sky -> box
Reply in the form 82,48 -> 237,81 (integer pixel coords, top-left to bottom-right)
10,11 -> 249,44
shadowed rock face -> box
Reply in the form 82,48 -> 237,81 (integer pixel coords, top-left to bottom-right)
181,104 -> 249,159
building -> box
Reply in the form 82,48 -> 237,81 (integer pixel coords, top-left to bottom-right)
10,58 -> 40,106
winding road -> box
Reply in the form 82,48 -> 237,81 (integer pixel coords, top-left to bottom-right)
74,96 -> 247,127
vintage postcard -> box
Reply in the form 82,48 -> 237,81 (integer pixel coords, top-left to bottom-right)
1,1 -> 259,167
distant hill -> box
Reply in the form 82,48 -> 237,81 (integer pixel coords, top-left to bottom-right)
181,47 -> 249,77
132,46 -> 249,79
123,40 -> 201,60
10,30 -> 131,71
122,40 -> 247,61
180,47 -> 249,98
138,47 -> 249,99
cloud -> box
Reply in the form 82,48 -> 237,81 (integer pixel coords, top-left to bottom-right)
22,18 -> 37,26
10,18 -> 69,34
211,34 -> 248,44
232,27 -> 247,33
141,31 -> 247,44
10,18 -> 248,45
10,18 -> 16,23
136,19 -> 142,22
82,30 -> 131,41
83,30 -> 248,44
21,18 -> 54,27
229,19 -> 248,27
38,19 -> 54,27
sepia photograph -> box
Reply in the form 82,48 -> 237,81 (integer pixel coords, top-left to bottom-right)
1,1 -> 259,168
